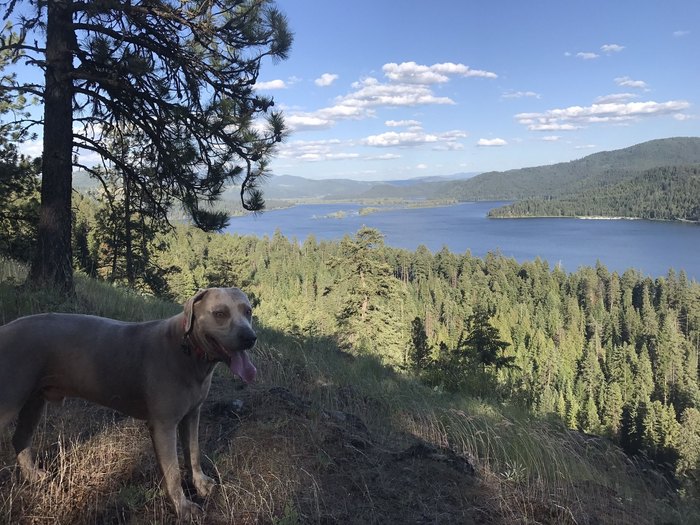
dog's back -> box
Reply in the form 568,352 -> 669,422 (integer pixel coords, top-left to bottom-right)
0,313 -> 166,421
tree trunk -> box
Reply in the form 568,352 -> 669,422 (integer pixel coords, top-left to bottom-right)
124,172 -> 134,287
29,0 -> 74,293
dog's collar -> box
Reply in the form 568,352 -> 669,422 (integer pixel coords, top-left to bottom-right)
181,318 -> 214,361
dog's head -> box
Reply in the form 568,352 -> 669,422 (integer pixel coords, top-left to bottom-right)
184,287 -> 257,383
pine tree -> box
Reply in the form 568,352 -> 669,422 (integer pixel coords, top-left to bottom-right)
408,316 -> 432,371
328,227 -> 407,360
601,382 -> 624,437
1,0 -> 292,292
676,408 -> 700,479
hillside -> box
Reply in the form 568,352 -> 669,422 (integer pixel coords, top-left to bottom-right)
1,259 -> 694,524
433,136 -> 700,202
489,164 -> 700,221
221,173 -> 479,203
244,137 -> 700,206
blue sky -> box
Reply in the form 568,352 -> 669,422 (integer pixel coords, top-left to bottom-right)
258,0 -> 700,180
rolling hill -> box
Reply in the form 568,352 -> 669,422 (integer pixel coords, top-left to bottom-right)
435,136 -> 700,202
252,137 -> 700,206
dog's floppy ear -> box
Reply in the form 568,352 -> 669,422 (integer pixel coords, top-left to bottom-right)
184,289 -> 209,334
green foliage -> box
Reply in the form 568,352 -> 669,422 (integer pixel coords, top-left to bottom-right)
57,219 -> 697,490
1,0 -> 293,292
408,316 -> 432,371
0,142 -> 40,261
490,164 -> 700,222
326,227 -> 408,362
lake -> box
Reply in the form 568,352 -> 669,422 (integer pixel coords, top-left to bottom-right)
226,202 -> 700,281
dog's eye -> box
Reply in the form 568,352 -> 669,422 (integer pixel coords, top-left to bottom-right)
245,307 -> 252,318
213,311 -> 226,319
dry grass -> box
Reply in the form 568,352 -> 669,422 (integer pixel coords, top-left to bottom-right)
0,331 -> 689,524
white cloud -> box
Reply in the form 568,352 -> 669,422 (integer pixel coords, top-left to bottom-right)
315,73 -> 339,87
523,123 -> 581,131
367,153 -> 402,160
316,104 -> 367,120
673,30 -> 690,37
285,114 -> 334,131
601,43 -> 625,53
385,119 -> 422,127
516,99 -> 690,130
542,135 -> 560,141
18,138 -> 43,158
255,79 -> 286,90
416,163 -> 428,169
325,152 -> 360,160
477,138 -> 507,147
594,93 -> 639,103
278,138 -> 360,162
575,144 -> 597,149
362,129 -> 466,148
284,61 -> 496,133
345,76 -> 456,107
674,113 -> 696,121
502,90 -> 541,99
363,131 -> 439,147
614,76 -> 648,89
576,52 -> 599,60
382,61 -> 497,84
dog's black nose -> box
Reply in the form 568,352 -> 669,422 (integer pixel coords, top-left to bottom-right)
241,330 -> 257,349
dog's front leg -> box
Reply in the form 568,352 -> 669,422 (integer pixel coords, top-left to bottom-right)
148,420 -> 200,520
13,394 -> 48,482
179,405 -> 216,498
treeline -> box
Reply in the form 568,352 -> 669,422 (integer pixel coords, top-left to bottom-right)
58,195 -> 700,489
489,165 -> 700,222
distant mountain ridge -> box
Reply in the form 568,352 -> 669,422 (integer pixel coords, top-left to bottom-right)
254,137 -> 700,204
227,172 -> 479,201
435,136 -> 700,202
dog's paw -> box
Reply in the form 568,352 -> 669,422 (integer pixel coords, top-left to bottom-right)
178,499 -> 204,522
20,465 -> 48,484
193,473 -> 216,498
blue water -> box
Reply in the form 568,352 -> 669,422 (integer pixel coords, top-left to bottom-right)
226,202 -> 700,280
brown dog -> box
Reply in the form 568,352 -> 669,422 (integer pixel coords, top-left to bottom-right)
0,287 -> 257,519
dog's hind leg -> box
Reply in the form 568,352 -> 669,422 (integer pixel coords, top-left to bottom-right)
12,394 -> 47,482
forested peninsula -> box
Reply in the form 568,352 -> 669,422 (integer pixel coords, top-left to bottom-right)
489,164 -> 700,222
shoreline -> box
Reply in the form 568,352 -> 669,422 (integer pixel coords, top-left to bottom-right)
488,213 -> 699,225
235,201 -> 699,226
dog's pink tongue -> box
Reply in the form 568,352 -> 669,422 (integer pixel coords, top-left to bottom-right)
230,350 -> 257,383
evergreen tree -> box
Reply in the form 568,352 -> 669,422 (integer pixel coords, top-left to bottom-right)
676,408 -> 700,480
408,316 -> 432,371
0,141 -> 40,261
601,382 -> 624,437
1,0 -> 292,292
580,395 -> 602,434
329,227 -> 406,360
460,309 -> 514,372
0,55 -> 40,262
